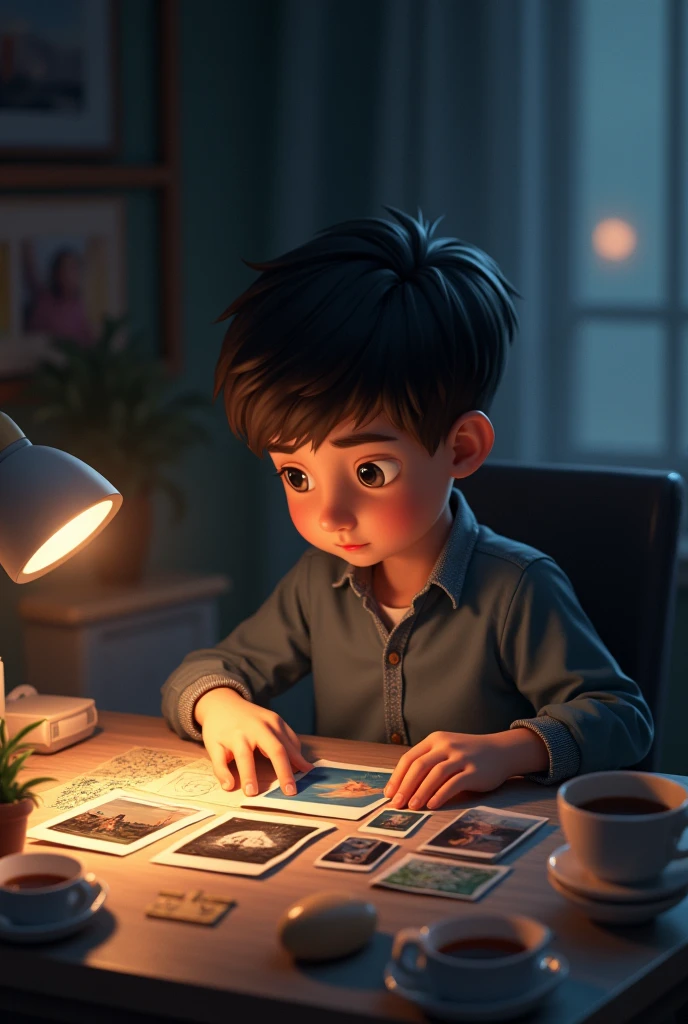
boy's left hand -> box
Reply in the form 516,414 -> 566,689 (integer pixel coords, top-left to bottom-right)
383,731 -> 533,811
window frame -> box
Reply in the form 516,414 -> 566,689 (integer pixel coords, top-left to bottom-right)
543,0 -> 688,477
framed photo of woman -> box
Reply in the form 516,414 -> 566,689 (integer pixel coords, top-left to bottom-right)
0,195 -> 126,378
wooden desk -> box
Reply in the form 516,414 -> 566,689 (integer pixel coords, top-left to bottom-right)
2,712 -> 688,1024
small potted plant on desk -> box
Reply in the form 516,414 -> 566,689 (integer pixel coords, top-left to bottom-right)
0,719 -> 55,856
30,316 -> 212,584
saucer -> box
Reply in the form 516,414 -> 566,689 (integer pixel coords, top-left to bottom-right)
383,953 -> 568,1022
548,843 -> 688,903
548,873 -> 686,924
0,879 -> 108,944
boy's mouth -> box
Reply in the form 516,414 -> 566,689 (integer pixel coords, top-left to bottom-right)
337,543 -> 369,551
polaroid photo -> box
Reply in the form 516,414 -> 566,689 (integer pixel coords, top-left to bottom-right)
26,789 -> 214,856
417,805 -> 548,861
370,852 -> 510,901
151,809 -> 336,877
314,835 -> 398,872
358,808 -> 430,838
240,759 -> 392,820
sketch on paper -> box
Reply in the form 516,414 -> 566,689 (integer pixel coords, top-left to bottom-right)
140,759 -> 243,806
40,747 -> 199,811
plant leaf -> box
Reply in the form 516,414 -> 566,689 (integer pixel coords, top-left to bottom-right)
0,718 -> 44,772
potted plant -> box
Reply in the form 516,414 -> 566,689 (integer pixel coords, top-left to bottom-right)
30,316 -> 212,583
0,718 -> 55,857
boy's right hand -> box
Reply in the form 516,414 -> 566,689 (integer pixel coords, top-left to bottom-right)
194,687 -> 313,797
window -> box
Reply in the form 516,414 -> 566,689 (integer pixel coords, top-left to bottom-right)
546,0 -> 686,479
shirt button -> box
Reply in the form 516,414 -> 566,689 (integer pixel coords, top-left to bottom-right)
390,732 -> 402,744
388,651 -> 401,666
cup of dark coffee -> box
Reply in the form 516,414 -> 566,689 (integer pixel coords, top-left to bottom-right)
390,914 -> 551,1002
558,771 -> 688,884
0,851 -> 98,926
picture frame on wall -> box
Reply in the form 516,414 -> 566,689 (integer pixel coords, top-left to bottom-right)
0,0 -> 117,157
0,196 -> 126,378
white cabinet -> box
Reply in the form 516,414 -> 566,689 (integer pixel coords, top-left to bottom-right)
19,574 -> 230,717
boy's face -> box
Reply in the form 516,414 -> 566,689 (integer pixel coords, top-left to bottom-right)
268,412 -> 486,566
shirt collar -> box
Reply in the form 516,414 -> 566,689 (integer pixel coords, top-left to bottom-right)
332,487 -> 480,609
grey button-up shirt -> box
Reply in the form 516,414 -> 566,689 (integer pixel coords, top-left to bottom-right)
161,488 -> 653,784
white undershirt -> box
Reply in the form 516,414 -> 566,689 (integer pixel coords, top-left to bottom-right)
378,602 -> 411,629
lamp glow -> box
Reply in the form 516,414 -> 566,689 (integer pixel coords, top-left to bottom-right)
0,412 -> 122,585
22,499 -> 114,576
592,217 -> 637,261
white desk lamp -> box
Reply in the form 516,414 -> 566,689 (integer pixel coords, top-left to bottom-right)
0,412 -> 122,725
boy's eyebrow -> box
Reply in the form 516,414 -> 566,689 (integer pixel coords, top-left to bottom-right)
266,442 -> 300,454
267,431 -> 399,454
329,432 -> 399,448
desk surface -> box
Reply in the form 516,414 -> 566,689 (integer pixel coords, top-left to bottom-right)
3,712 -> 688,1024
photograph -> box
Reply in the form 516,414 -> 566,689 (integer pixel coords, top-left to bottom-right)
358,808 -> 430,838
417,806 -> 549,861
0,197 -> 125,377
241,759 -> 392,820
370,853 -> 511,901
150,810 -> 336,877
26,789 -> 213,856
0,0 -> 116,155
314,835 -> 398,872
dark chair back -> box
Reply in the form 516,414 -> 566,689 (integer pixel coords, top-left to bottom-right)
458,462 -> 685,771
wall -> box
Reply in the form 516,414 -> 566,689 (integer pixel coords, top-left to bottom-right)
0,0 -> 280,706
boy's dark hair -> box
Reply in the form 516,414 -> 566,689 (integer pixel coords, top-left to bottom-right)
213,208 -> 519,456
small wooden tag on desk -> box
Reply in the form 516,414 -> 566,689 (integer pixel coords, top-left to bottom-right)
146,889 -> 236,926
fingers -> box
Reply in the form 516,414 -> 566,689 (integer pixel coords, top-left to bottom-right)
266,717 -> 312,773
389,754 -> 447,808
207,743 -> 235,791
290,745 -> 313,773
406,761 -> 461,809
385,739 -> 431,798
258,741 -> 299,796
427,768 -> 477,810
283,724 -> 314,770
231,738 -> 259,797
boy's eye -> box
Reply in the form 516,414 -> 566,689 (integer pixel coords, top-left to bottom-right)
356,460 -> 401,488
282,468 -> 314,492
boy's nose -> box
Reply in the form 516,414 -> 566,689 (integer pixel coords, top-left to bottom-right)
319,503 -> 357,533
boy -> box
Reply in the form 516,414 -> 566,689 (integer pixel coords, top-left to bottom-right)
161,208 -> 653,811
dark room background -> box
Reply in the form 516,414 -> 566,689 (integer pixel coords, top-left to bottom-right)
1,0 -> 687,772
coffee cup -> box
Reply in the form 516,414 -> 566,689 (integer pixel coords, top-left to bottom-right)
0,851 -> 99,926
558,771 -> 688,884
390,914 -> 552,1003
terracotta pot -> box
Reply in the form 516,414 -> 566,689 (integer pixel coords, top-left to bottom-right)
0,798 -> 33,857
89,489 -> 154,585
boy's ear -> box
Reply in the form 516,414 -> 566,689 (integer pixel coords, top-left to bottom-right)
447,411 -> 495,480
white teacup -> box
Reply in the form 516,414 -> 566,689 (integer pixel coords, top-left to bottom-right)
390,914 -> 552,1003
0,852 -> 99,926
558,771 -> 688,884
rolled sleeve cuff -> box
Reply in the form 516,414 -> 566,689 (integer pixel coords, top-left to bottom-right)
178,673 -> 254,742
510,716 -> 581,785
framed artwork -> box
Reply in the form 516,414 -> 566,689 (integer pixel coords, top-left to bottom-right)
0,196 -> 126,378
0,0 -> 117,157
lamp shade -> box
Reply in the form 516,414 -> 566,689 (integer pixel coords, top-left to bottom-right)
0,435 -> 122,584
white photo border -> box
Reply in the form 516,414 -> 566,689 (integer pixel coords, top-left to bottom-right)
240,759 -> 392,820
151,809 -> 336,876
370,852 -> 511,901
358,808 -> 431,837
416,805 -> 549,861
26,788 -> 213,856
313,836 -> 398,872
